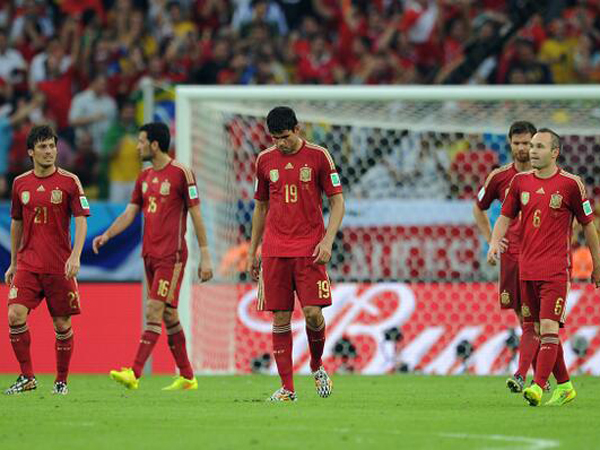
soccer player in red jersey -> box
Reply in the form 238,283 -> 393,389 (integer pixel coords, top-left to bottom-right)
92,122 -> 213,390
4,125 -> 90,395
474,121 -> 543,393
488,128 -> 600,406
246,107 -> 345,401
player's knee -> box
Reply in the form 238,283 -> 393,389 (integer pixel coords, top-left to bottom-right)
302,306 -> 323,327
146,300 -> 165,323
272,311 -> 292,326
52,316 -> 71,332
539,319 -> 558,335
7,307 -> 27,326
163,307 -> 179,326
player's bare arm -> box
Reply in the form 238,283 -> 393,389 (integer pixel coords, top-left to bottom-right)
313,193 -> 345,265
487,215 -> 511,266
92,203 -> 140,254
65,216 -> 87,279
246,199 -> 269,281
472,203 -> 492,243
4,219 -> 23,285
582,221 -> 600,288
189,205 -> 213,282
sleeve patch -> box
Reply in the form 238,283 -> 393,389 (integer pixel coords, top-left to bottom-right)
583,200 -> 593,216
188,185 -> 198,200
477,187 -> 485,201
80,196 -> 89,209
330,172 -> 341,187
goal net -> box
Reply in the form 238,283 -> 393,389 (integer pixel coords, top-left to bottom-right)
176,86 -> 600,375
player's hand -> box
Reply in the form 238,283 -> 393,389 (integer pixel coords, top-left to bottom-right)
486,243 -> 501,266
92,233 -> 110,254
246,254 -> 261,282
198,259 -> 213,283
64,254 -> 80,279
592,265 -> 600,288
313,238 -> 333,265
4,264 -> 16,286
498,237 -> 509,253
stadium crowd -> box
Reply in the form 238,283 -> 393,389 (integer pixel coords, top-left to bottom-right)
1,0 -> 600,200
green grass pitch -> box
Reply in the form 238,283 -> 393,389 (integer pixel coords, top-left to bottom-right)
2,375 -> 600,449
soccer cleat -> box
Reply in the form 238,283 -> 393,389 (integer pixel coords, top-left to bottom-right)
313,366 -> 333,398
523,383 -> 543,407
545,382 -> 576,407
267,387 -> 297,402
162,376 -> 198,391
52,381 -> 69,395
532,379 -> 552,393
109,367 -> 139,390
3,375 -> 37,395
506,374 -> 524,393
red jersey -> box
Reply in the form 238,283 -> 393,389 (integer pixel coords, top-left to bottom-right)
254,140 -> 343,257
10,168 -> 91,274
131,160 -> 199,260
477,163 -> 522,257
501,168 -> 594,281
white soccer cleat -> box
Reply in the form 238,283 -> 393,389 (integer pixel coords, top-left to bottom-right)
267,387 -> 297,402
313,366 -> 332,398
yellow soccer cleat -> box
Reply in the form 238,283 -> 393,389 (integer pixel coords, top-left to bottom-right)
162,376 -> 198,391
523,383 -> 543,407
545,382 -> 576,406
109,367 -> 139,390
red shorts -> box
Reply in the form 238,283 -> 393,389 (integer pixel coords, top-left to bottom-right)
144,255 -> 185,307
499,253 -> 521,311
8,270 -> 81,317
520,280 -> 569,324
258,257 -> 332,311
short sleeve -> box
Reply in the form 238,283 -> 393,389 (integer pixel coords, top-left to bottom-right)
476,171 -> 500,210
69,176 -> 91,217
501,176 -> 521,219
10,183 -> 22,220
131,174 -> 144,206
253,156 -> 269,201
568,177 -> 594,226
317,148 -> 343,197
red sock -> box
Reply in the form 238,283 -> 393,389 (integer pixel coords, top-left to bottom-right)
534,333 -> 559,388
515,322 -> 539,380
132,322 -> 161,378
552,340 -> 570,384
55,328 -> 74,382
272,324 -> 294,392
306,320 -> 326,372
167,323 -> 194,380
9,323 -> 34,378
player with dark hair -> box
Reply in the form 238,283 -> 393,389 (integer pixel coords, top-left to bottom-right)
247,106 -> 345,401
474,120 -> 542,393
93,122 -> 213,390
488,128 -> 600,406
4,125 -> 90,395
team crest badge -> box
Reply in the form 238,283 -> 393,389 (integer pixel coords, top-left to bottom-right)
299,167 -> 312,182
51,189 -> 63,204
521,305 -> 531,318
160,180 -> 171,196
152,177 -> 159,184
500,290 -> 511,306
549,193 -> 563,209
9,287 -> 18,299
142,182 -> 148,194
21,191 -> 30,205
269,169 -> 279,182
521,192 -> 530,205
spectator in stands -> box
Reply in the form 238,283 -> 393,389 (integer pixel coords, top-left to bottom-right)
100,101 -> 140,201
0,28 -> 27,87
29,35 -> 74,92
504,38 -> 553,84
233,0 -> 288,37
71,129 -> 99,196
539,18 -> 578,83
69,73 -> 117,154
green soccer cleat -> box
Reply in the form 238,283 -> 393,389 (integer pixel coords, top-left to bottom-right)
313,366 -> 333,398
545,382 -> 576,407
267,387 -> 297,402
162,376 -> 198,391
523,383 -> 543,407
109,367 -> 139,390
506,374 -> 525,393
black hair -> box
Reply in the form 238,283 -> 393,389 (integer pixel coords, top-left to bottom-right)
508,121 -> 536,139
266,106 -> 298,134
140,122 -> 170,152
27,125 -> 58,151
537,127 -> 561,151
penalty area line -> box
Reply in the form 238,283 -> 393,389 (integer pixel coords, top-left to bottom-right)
439,433 -> 560,450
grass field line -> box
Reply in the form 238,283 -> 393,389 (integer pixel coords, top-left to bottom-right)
440,433 -> 560,450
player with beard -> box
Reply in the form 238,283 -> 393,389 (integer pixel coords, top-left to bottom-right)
473,121 -> 542,393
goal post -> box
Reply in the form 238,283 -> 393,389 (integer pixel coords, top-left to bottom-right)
176,85 -> 600,374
